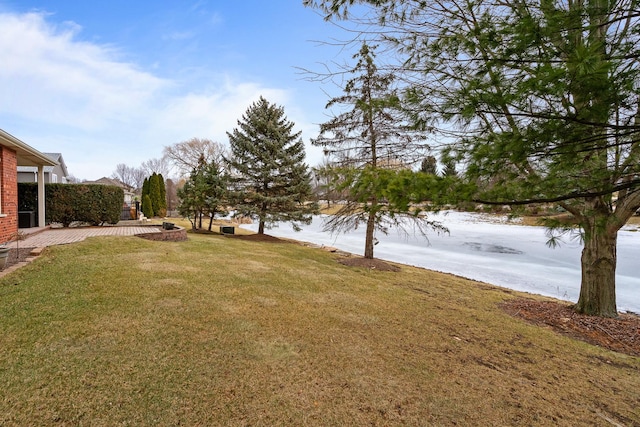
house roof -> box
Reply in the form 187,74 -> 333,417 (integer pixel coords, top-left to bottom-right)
0,129 -> 58,167
85,177 -> 126,187
17,153 -> 70,178
44,153 -> 69,177
84,177 -> 135,196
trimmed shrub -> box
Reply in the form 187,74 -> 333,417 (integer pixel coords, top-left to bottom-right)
149,173 -> 161,216
142,194 -> 154,218
18,183 -> 123,226
157,173 -> 167,217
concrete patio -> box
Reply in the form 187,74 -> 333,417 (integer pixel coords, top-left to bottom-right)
9,224 -> 161,248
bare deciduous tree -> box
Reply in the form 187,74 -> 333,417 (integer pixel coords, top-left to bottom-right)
141,157 -> 171,178
112,164 -> 145,191
163,138 -> 226,177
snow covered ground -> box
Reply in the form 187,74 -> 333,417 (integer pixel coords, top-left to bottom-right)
241,211 -> 640,314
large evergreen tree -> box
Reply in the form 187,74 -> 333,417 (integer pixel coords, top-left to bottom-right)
312,43 -> 440,259
306,0 -> 640,316
226,97 -> 317,234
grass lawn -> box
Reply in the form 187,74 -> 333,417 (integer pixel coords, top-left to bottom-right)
0,233 -> 638,426
626,215 -> 640,226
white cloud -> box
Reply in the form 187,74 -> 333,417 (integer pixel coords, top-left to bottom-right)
153,80 -> 290,141
0,12 -> 168,130
0,11 -> 321,179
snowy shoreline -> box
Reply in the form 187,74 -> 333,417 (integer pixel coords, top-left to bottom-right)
241,211 -> 640,314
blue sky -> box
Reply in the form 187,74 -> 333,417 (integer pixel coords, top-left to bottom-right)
0,1 -> 352,179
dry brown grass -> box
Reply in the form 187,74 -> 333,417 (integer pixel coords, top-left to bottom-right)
319,203 -> 348,215
627,215 -> 640,226
168,217 -> 255,236
0,233 -> 638,426
519,213 -> 640,227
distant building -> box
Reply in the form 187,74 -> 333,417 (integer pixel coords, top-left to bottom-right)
376,157 -> 410,170
17,153 -> 70,184
83,177 -> 136,207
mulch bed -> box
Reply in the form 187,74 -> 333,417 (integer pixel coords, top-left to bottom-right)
338,257 -> 401,272
502,299 -> 640,357
228,234 -> 290,243
3,248 -> 36,270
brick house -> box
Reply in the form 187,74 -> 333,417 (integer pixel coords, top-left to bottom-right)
0,129 -> 57,244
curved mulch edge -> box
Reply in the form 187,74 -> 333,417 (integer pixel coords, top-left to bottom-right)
226,233 -> 290,243
338,257 -> 401,272
501,298 -> 640,357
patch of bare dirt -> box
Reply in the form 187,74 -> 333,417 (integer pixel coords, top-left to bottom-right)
338,257 -> 401,272
502,299 -> 640,357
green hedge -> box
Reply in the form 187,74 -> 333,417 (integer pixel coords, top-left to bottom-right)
18,183 -> 124,226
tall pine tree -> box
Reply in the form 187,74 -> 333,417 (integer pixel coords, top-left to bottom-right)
306,0 -> 640,316
312,43 -> 440,259
226,97 -> 317,234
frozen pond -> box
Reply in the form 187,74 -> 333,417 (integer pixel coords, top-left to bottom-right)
241,211 -> 640,314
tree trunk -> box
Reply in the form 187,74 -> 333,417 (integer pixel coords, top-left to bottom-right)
258,202 -> 267,235
364,210 -> 376,259
575,220 -> 618,317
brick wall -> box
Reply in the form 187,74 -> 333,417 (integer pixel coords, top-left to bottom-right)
0,146 -> 18,244
136,226 -> 188,242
